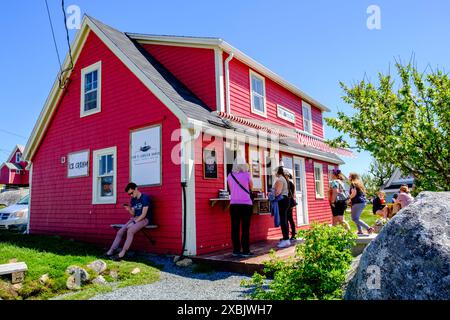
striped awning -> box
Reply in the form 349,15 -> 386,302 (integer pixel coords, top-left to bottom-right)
216,112 -> 353,157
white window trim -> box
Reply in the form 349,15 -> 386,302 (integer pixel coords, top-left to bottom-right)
328,165 -> 335,182
92,146 -> 117,205
277,104 -> 296,123
302,101 -> 312,134
15,169 -> 21,174
81,61 -> 102,118
15,152 -> 21,163
314,162 -> 324,199
249,70 -> 267,117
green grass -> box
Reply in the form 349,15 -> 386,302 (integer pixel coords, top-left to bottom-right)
0,232 -> 160,300
344,204 -> 378,233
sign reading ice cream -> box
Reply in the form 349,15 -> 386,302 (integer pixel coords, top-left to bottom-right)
130,125 -> 161,186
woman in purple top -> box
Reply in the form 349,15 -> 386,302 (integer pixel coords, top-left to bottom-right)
227,157 -> 254,257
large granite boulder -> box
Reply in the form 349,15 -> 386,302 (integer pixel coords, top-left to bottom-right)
345,192 -> 450,300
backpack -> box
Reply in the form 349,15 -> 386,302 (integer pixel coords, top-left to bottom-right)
334,180 -> 350,202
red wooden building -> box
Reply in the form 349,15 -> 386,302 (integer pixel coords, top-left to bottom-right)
0,145 -> 29,187
23,16 -> 351,256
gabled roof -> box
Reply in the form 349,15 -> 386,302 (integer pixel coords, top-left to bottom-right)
5,145 -> 24,164
23,16 -> 341,164
23,15 -> 224,161
127,33 -> 330,112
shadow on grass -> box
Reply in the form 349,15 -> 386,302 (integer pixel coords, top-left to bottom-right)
0,231 -> 162,270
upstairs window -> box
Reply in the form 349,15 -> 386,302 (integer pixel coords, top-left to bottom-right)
302,101 -> 312,134
250,71 -> 266,116
81,61 -> 102,117
15,152 -> 21,163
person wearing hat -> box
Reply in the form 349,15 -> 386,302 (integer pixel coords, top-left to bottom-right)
328,169 -> 351,230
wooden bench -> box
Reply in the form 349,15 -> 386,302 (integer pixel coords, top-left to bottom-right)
0,262 -> 28,284
111,224 -> 158,245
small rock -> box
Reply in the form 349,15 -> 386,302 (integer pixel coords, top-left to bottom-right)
131,268 -> 141,275
11,283 -> 22,292
66,276 -> 81,290
9,258 -> 18,263
65,266 -> 90,283
176,258 -> 193,267
39,274 -> 50,285
92,276 -> 108,285
109,270 -> 118,280
87,260 -> 107,274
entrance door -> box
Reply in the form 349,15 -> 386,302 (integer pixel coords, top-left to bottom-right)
293,157 -> 308,226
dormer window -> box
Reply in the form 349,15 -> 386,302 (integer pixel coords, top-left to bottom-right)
302,101 -> 312,134
250,71 -> 266,117
81,61 -> 102,117
15,152 -> 21,163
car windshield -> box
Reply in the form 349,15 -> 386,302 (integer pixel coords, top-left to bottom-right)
16,195 -> 29,205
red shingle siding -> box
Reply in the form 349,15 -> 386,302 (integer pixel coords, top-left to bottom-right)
30,32 -> 182,254
142,44 -> 217,110
226,56 -> 324,138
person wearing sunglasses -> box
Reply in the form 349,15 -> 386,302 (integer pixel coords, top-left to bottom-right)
106,182 -> 151,260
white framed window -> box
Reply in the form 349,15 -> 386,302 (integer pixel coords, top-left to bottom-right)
92,146 -> 116,204
314,162 -> 324,199
15,170 -> 21,174
15,152 -> 21,163
250,71 -> 266,117
328,165 -> 335,183
302,101 -> 312,134
81,61 -> 102,117
277,105 -> 296,123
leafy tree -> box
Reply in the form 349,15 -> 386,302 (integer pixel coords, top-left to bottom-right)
326,62 -> 450,193
368,158 -> 396,189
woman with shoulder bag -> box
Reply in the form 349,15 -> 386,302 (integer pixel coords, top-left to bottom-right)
328,169 -> 351,230
227,157 -> 254,257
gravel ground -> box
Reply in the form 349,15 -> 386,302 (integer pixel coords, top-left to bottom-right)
90,255 -> 254,300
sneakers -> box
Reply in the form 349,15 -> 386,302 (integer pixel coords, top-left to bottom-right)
232,251 -> 241,257
277,240 -> 291,248
240,252 -> 254,257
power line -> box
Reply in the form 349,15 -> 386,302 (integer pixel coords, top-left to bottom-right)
0,129 -> 27,140
44,0 -> 63,75
43,0 -> 74,89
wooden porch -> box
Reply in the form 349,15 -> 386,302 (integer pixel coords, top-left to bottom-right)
191,234 -> 377,276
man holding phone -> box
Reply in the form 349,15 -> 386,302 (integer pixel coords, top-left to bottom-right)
106,182 -> 151,260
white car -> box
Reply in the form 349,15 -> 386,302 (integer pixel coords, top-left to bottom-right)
0,194 -> 29,232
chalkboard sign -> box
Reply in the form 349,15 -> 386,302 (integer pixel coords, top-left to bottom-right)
204,148 -> 217,179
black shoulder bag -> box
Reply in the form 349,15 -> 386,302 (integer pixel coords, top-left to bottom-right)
284,176 -> 297,209
230,173 -> 255,202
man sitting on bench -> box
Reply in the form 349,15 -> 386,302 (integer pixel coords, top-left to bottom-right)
106,182 -> 151,261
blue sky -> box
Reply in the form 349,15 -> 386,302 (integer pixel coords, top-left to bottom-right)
1,0 -> 449,176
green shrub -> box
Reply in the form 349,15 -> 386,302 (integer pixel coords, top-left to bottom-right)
242,223 -> 357,300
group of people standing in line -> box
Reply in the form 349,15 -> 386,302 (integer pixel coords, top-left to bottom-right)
104,159 -> 415,260
329,168 -> 415,234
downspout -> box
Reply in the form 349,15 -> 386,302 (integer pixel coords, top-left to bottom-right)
224,52 -> 234,114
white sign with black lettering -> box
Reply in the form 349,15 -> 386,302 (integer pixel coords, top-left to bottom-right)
68,150 -> 89,178
131,125 -> 161,186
